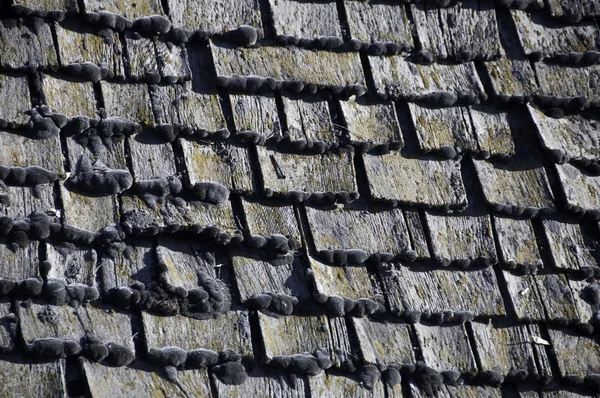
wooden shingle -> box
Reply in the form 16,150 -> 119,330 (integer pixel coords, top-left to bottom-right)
0,360 -> 67,398
555,163 -> 600,219
0,19 -> 57,70
128,132 -> 177,181
548,328 -> 600,378
308,372 -> 385,398
281,97 -> 337,151
99,82 -> 154,126
167,0 -> 261,35
493,216 -> 542,272
351,317 -> 415,367
231,94 -> 281,140
536,63 -> 600,108
541,219 -> 597,271
0,130 -> 64,177
0,75 -> 31,127
214,369 -> 306,398
241,199 -> 301,250
81,0 -> 165,20
268,0 -> 342,44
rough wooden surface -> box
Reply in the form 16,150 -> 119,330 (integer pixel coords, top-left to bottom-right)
545,0 -> 600,21
414,324 -> 477,374
211,43 -> 366,90
493,217 -> 542,271
404,209 -> 430,259
1,185 -> 55,218
257,147 -> 357,200
339,100 -> 403,148
0,19 -> 57,70
66,133 -> 128,171
46,244 -> 97,287
411,0 -> 500,61
541,219 -> 596,271
42,75 -> 97,119
214,368 -> 305,398
344,0 -> 412,48
124,35 -> 158,81
484,57 -> 538,101
471,321 -> 553,380
536,63 -> 600,107
529,105 -> 600,165
167,0 -> 261,34
305,206 -> 415,262
77,305 -> 134,349
351,317 -> 415,366
259,311 -> 352,368
381,263 -> 492,323
308,372 -> 385,398
473,159 -> 556,216
547,328 -> 600,377
0,75 -> 31,126
469,105 -> 515,158
155,41 -> 190,82
0,360 -> 66,398
142,311 -> 252,356
511,10 -> 599,58
128,132 -> 177,180
555,163 -> 600,219
308,257 -> 376,302
99,82 -> 154,126
99,239 -> 156,292
0,301 -> 14,351
82,360 -> 212,398
408,104 -> 477,156
150,84 -> 227,133
363,152 -> 466,210
410,382 -> 502,398
500,271 -> 546,321
181,141 -> 253,193
60,185 -> 119,231
19,302 -> 82,343
55,21 -> 124,78
231,94 -> 281,138
0,241 -> 39,281
10,0 -> 78,13
368,56 -> 485,102
0,130 -> 64,176
535,274 -> 585,323
242,200 -> 301,245
231,255 -> 310,303
82,0 -> 165,19
121,194 -> 238,236
269,0 -> 341,39
282,97 -> 336,145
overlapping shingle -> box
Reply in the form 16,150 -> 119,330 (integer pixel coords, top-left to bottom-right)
0,19 -> 57,70
351,317 -> 415,368
555,163 -> 600,219
241,199 -> 300,251
99,82 -> 154,126
545,0 -> 600,22
0,360 -> 66,398
548,328 -> 600,380
535,63 -> 600,109
493,216 -> 542,272
0,75 -> 31,127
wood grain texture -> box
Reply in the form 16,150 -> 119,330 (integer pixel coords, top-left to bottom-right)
493,216 -> 542,271
380,264 -> 506,319
483,57 -> 538,101
128,132 -> 177,180
231,94 -> 281,138
100,82 -> 154,126
0,241 -> 39,281
414,323 -> 477,374
214,368 -> 305,398
242,199 -> 301,245
0,130 -> 63,176
1,185 -> 55,218
404,209 -> 430,259
0,359 -> 66,398
308,372 -> 385,398
0,75 -> 31,126
545,0 -> 600,21
66,133 -> 128,171
270,0 -> 340,39
60,184 -> 119,231
363,152 -> 466,210
339,100 -> 403,148
181,141 -> 253,193
282,97 -> 336,145
124,35 -> 158,81
548,328 -> 600,377
82,359 -> 212,398
46,244 -> 97,287
99,239 -> 157,292
410,382 -> 502,398
351,317 -> 415,366
344,0 -> 412,47
167,0 -> 261,33
469,105 -> 515,159
10,0 -> 78,12
0,302 -> 15,352
536,63 -> 600,107
142,311 -> 252,356
541,219 -> 596,270
500,271 -> 546,321
155,41 -> 190,82
555,163 -> 600,219
308,257 -> 377,302
82,0 -> 165,19
42,75 -> 97,119
0,19 -> 57,70
534,273 -> 586,323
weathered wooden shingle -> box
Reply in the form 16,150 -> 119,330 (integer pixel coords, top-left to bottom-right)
257,148 -> 358,204
483,57 -> 538,103
0,19 -> 57,70
123,35 -> 159,82
230,94 -> 281,142
0,360 -> 67,398
351,317 -> 415,367
339,100 -> 403,152
414,324 -> 477,378
363,152 -> 466,211
241,199 -> 301,250
511,10 -> 600,62
0,240 -> 40,289
535,63 -> 600,108
42,75 -> 97,119
128,132 -> 177,180
471,322 -> 553,382
268,0 -> 342,44
45,244 -> 98,291
211,43 -> 366,96
99,82 -> 154,126
66,131 -> 127,171
0,184 -> 55,218
259,311 -> 353,371
81,360 -> 212,398
6,0 -> 78,15
167,0 -> 262,36
493,216 -> 542,272
369,56 -> 486,104
155,40 -> 190,83
379,263 -> 506,320
99,239 -> 157,294
410,382 -> 502,398
231,254 -> 310,314
545,0 -> 600,22
0,75 -> 31,127
411,0 -> 501,62
181,141 -> 253,194
0,130 -> 64,177
214,368 -> 306,398
81,0 -> 165,20
500,271 -> 545,321
60,185 -> 119,232
0,301 -> 16,352
469,105 -> 516,159
555,163 -> 600,219
473,159 -> 556,217
281,97 -> 337,151
308,372 -> 386,398
344,0 -> 413,53
424,212 -> 497,268
548,328 -> 600,379
541,219 -> 597,271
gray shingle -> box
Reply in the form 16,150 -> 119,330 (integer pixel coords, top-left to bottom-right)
0,75 -> 31,127
0,19 -> 57,70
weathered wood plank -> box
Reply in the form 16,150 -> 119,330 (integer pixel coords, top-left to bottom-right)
547,328 -> 600,378
555,163 -> 600,219
155,40 -> 190,83
0,240 -> 39,285
541,219 -> 597,271
42,74 -> 97,119
128,132 -> 177,181
81,0 -> 165,19
0,359 -> 66,398
535,63 -> 600,108
241,199 -> 301,250
281,97 -> 337,150
0,19 -> 58,70
306,205 -> 416,264
469,105 -> 516,159
424,212 -> 496,268
379,264 -> 506,321
213,367 -> 306,398
60,184 -> 119,232
0,301 -> 16,352
231,94 -> 281,141
0,184 -> 54,219
124,35 -> 158,82
545,0 -> 600,22
368,56 -> 486,104
410,382 -> 502,398
99,82 -> 154,126
500,271 -> 545,321
45,243 -> 97,289
471,321 -> 553,381
473,159 -> 556,217
308,372 -> 385,398
414,324 -> 477,376
534,273 -> 588,324
256,147 -> 358,204
269,0 -> 341,43
493,216 -> 542,272
0,130 -> 63,177
81,359 -> 212,398
0,75 -> 31,126
7,0 -> 78,14
483,57 -> 538,103
403,209 -> 430,259
363,152 -> 466,210
66,131 -> 128,172
99,239 -> 157,293
259,311 -> 353,371
351,317 -> 415,367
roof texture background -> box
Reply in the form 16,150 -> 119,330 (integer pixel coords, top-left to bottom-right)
0,0 -> 599,396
